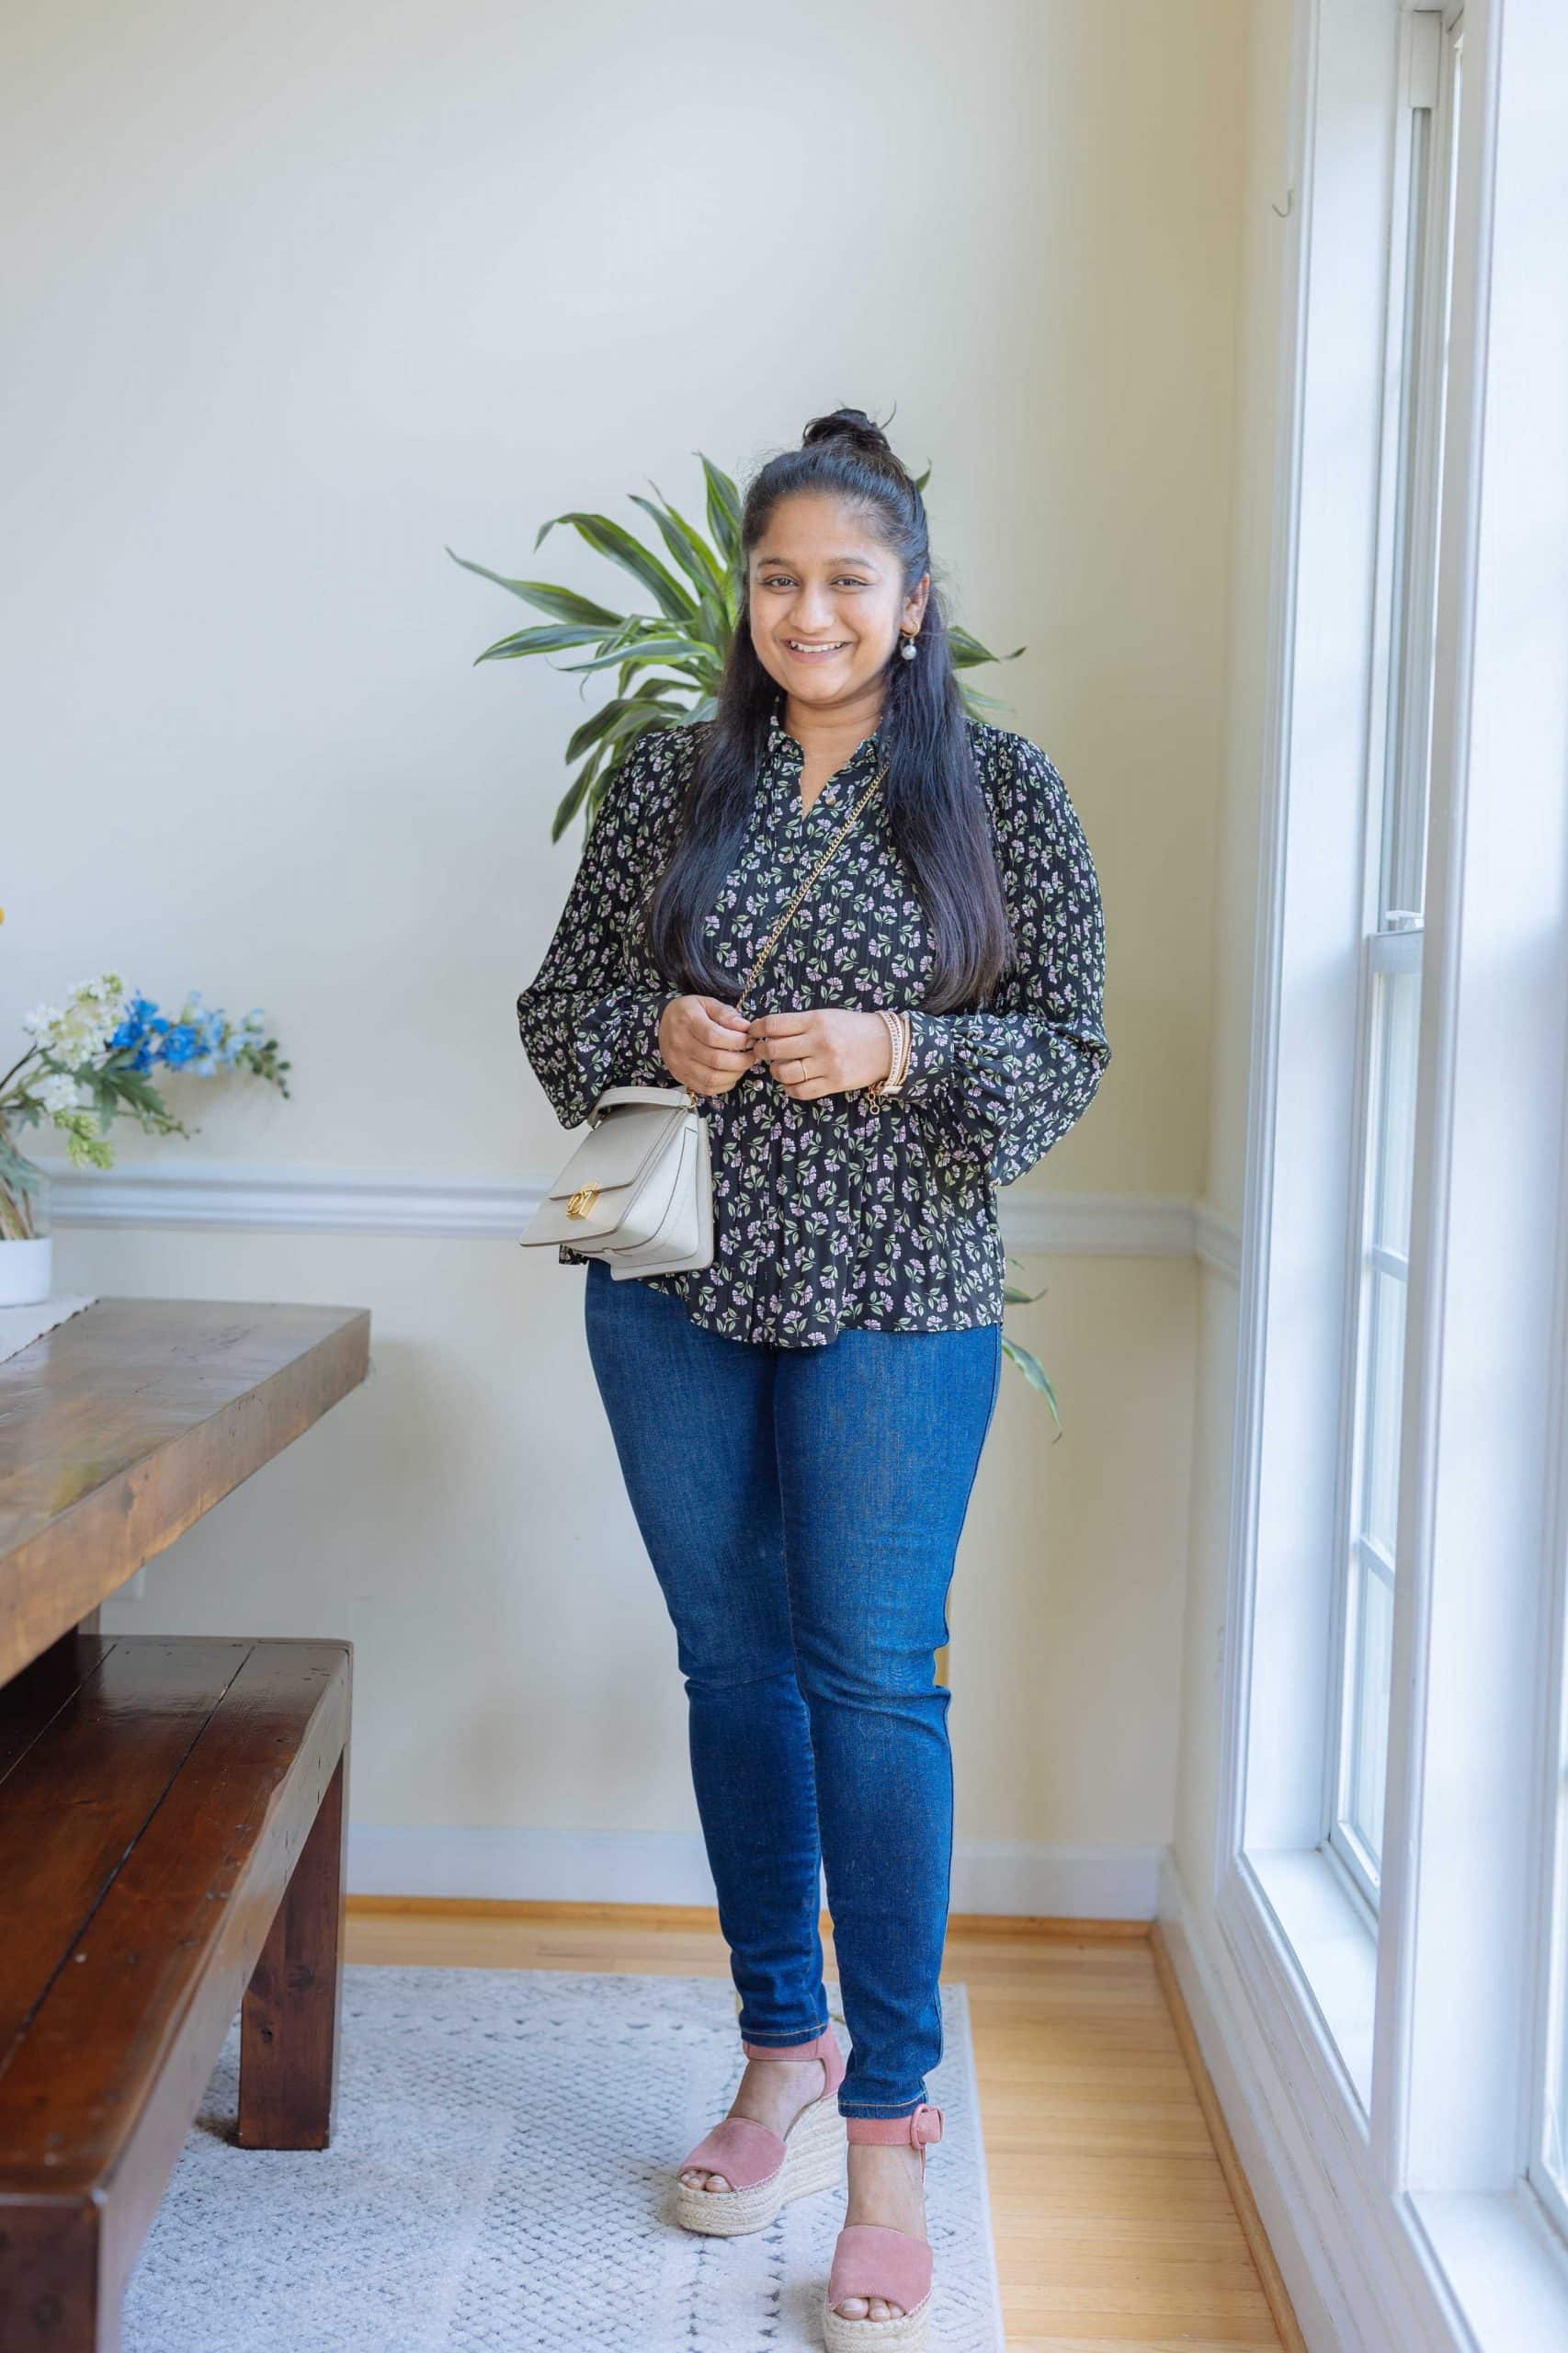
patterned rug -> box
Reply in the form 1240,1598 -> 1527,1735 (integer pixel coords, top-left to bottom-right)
122,1964 -> 1005,2353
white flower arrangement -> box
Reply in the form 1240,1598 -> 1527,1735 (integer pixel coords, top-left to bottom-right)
0,955 -> 290,1242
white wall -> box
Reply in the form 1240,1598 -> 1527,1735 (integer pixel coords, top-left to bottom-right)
4,0 -> 1248,1906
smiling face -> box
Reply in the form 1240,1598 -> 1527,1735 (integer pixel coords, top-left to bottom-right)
746,491 -> 929,720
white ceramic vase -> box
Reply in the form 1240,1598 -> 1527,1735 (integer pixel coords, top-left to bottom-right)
0,1234 -> 54,1307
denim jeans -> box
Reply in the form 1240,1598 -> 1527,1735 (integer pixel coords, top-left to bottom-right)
583,1257 -> 1004,2117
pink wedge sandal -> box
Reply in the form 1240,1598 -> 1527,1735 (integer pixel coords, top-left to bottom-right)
674,2024 -> 847,2235
823,2103 -> 943,2352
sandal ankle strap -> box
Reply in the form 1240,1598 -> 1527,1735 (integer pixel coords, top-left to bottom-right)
843,2102 -> 943,2148
740,2023 -> 846,2098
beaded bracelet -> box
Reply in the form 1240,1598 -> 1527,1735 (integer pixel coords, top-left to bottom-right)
869,1008 -> 912,1100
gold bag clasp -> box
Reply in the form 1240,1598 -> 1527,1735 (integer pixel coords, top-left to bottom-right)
566,1185 -> 601,1221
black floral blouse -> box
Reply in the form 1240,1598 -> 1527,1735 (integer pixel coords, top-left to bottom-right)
515,707 -> 1111,1348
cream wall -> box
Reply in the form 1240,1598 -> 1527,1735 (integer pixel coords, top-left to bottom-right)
1175,0 -> 1296,1914
4,0 -> 1248,1904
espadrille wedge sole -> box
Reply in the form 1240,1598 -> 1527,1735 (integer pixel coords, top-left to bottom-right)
675,2024 -> 846,2237
823,2284 -> 932,2353
823,2103 -> 943,2353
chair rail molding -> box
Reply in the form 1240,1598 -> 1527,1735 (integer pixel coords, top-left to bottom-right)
34,1154 -> 1239,1269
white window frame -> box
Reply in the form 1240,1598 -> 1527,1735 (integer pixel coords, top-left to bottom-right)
1210,0 -> 1568,2344
1325,1 -> 1459,1919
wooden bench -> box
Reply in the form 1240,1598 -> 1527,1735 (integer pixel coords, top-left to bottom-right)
0,1630 -> 351,2353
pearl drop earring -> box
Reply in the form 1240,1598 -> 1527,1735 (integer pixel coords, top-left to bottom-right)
899,631 -> 918,662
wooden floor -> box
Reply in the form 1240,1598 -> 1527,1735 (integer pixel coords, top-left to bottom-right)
346,1902 -> 1300,2352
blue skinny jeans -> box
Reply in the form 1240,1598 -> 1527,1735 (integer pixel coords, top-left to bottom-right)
583,1256 -> 1004,2117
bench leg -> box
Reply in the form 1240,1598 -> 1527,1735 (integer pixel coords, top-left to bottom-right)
238,1750 -> 346,2150
0,2202 -> 110,2352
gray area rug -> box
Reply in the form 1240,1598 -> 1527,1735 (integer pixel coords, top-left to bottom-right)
122,1963 -> 1005,2353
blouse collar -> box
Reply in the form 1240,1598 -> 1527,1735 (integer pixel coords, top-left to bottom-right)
766,704 -> 887,790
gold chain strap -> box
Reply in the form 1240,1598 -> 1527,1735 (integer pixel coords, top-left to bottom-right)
736,759 -> 887,1016
681,758 -> 888,1108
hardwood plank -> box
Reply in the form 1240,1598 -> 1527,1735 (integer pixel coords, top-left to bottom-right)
0,1631 -> 116,1779
0,1639 -> 253,2059
1008,2341 -> 1282,2352
1150,1926 -> 1309,2353
0,1300 -> 370,1681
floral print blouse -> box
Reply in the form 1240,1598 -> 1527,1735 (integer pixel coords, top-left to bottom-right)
515,707 -> 1111,1348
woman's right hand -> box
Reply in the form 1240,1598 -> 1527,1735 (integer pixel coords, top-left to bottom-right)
658,995 -> 760,1097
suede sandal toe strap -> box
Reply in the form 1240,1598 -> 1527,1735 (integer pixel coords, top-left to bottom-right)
678,2113 -> 785,2190
826,2222 -> 934,2318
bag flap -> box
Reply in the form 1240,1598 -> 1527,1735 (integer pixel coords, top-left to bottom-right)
592,1085 -> 692,1116
546,1100 -> 687,1202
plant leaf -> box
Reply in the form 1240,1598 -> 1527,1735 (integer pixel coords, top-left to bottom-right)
948,622 -> 1026,671
699,454 -> 743,571
554,632 -> 715,678
562,695 -> 681,767
472,620 -> 620,665
446,549 -> 623,627
551,756 -> 603,842
535,512 -> 694,625
1001,1334 -> 1062,1430
631,488 -> 731,607
0,1135 -> 42,1193
958,680 -> 1016,718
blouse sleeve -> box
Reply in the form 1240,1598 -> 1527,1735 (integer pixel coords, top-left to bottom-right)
515,731 -> 685,1131
894,733 -> 1111,1188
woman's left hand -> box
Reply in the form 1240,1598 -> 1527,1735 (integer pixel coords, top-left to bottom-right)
745,1007 -> 894,1100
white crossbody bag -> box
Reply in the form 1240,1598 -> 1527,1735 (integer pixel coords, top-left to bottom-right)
520,757 -> 887,1282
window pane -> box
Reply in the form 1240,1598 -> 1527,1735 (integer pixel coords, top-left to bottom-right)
1546,1773 -> 1568,2198
1362,1270 -> 1406,1561
1379,96 -> 1435,929
1346,1552 -> 1395,1872
1373,965 -> 1421,1257
1330,11 -> 1459,1919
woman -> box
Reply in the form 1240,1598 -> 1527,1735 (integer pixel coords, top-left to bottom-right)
516,407 -> 1110,2350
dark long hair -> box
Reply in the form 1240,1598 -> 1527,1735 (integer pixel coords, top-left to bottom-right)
644,407 -> 1015,1012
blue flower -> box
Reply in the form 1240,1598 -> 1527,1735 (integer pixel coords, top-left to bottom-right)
109,992 -> 156,1048
106,987 -> 271,1079
108,992 -> 165,1073
160,1023 -> 202,1069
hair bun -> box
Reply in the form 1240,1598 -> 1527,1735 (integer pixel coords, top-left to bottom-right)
801,406 -> 899,464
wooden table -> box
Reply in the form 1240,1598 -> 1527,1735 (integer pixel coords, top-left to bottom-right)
0,1298 -> 370,2351
0,1297 -> 370,1680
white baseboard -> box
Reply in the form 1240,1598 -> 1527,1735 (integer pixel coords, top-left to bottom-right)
347,1822 -> 1165,1919
35,1152 -> 1236,1267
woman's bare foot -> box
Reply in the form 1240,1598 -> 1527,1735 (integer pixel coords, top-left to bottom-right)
833,2142 -> 927,2323
677,2052 -> 828,2193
